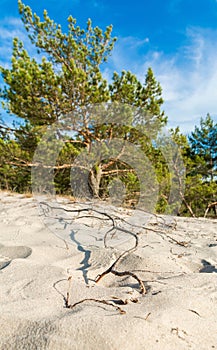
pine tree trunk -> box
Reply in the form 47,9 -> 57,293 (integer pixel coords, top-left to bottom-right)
89,165 -> 103,198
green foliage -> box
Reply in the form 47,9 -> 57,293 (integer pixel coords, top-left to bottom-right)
170,126 -> 217,217
0,138 -> 31,192
189,114 -> 217,181
110,68 -> 167,128
1,1 -> 116,125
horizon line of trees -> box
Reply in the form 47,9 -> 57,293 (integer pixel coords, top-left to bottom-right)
0,0 -> 216,218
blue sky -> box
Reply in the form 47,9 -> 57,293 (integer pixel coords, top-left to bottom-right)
1,0 -> 217,133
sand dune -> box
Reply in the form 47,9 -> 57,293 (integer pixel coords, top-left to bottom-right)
0,191 -> 216,349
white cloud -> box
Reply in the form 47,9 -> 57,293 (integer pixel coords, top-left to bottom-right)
106,27 -> 217,134
107,35 -> 150,73
158,27 -> 217,133
0,16 -> 37,67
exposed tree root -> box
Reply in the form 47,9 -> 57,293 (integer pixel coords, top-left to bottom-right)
45,201 -> 187,313
67,298 -> 126,314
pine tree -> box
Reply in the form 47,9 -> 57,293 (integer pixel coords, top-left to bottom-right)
0,1 -> 166,204
189,114 -> 217,181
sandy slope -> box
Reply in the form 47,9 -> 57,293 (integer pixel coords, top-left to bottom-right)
0,191 -> 217,349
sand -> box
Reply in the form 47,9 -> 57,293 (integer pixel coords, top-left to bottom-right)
0,191 -> 217,349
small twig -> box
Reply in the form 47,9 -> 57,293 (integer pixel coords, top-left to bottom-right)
166,235 -> 190,247
204,201 -> 217,218
188,309 -> 201,317
68,298 -> 126,314
145,312 -> 151,320
65,276 -> 72,308
53,278 -> 71,308
64,240 -> 69,250
152,290 -> 161,295
134,312 -> 151,321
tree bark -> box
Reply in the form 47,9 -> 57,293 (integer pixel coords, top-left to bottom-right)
204,201 -> 217,218
88,165 -> 103,198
